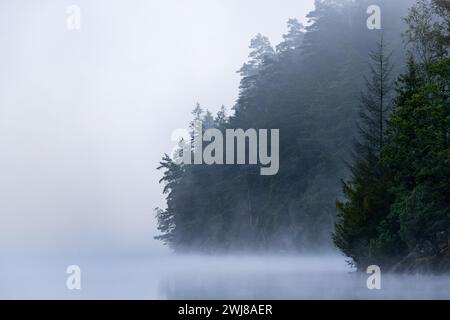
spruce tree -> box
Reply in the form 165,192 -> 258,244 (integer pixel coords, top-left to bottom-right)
378,0 -> 450,271
334,37 -> 394,269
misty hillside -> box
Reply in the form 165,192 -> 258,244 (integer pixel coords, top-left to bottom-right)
155,0 -> 449,273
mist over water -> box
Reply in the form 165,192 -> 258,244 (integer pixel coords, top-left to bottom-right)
1,251 -> 449,300
1,1 -> 449,300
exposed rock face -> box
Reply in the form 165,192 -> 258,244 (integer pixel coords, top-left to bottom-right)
390,239 -> 450,274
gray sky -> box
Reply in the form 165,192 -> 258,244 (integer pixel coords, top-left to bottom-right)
0,0 -> 314,254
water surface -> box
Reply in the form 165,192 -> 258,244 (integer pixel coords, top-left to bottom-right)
1,253 -> 449,299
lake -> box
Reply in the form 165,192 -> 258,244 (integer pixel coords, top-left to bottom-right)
1,253 -> 449,299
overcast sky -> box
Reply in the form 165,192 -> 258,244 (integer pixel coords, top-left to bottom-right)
0,0 -> 314,254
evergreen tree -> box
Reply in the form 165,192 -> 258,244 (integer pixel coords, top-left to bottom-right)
334,37 -> 395,269
155,155 -> 184,247
276,19 -> 305,54
335,0 -> 450,272
155,0 -> 419,254
379,56 -> 450,272
215,105 -> 228,127
238,33 -> 275,78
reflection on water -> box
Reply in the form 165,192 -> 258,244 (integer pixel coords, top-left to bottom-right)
0,253 -> 449,299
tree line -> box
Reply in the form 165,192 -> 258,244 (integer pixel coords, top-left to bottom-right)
155,0 -> 449,272
335,0 -> 449,272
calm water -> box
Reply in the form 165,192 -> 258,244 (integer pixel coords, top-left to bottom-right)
1,253 -> 449,299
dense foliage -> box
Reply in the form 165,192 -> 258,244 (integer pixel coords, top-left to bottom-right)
155,0 -> 449,272
334,0 -> 449,272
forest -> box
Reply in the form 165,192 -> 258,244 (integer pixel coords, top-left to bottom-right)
155,0 -> 449,273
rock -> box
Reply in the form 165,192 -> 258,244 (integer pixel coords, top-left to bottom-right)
390,242 -> 437,273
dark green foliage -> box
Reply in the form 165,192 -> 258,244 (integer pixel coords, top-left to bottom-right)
158,0 -> 432,257
334,37 -> 396,269
335,0 -> 450,272
380,55 -> 450,272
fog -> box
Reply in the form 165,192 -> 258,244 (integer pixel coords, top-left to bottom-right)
0,0 -> 314,253
1,1 -> 449,300
1,252 -> 450,299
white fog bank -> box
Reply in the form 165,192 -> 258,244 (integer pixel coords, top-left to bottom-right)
1,253 -> 450,300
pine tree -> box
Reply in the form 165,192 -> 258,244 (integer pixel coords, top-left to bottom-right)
215,105 -> 228,127
378,0 -> 450,271
203,110 -> 215,129
155,0 -> 417,253
334,37 -> 394,269
276,19 -> 305,54
379,55 -> 450,272
154,155 -> 184,246
238,34 -> 275,78
335,0 -> 450,272
359,37 -> 394,155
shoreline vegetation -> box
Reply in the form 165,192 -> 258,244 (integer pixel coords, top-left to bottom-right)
155,0 -> 449,274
